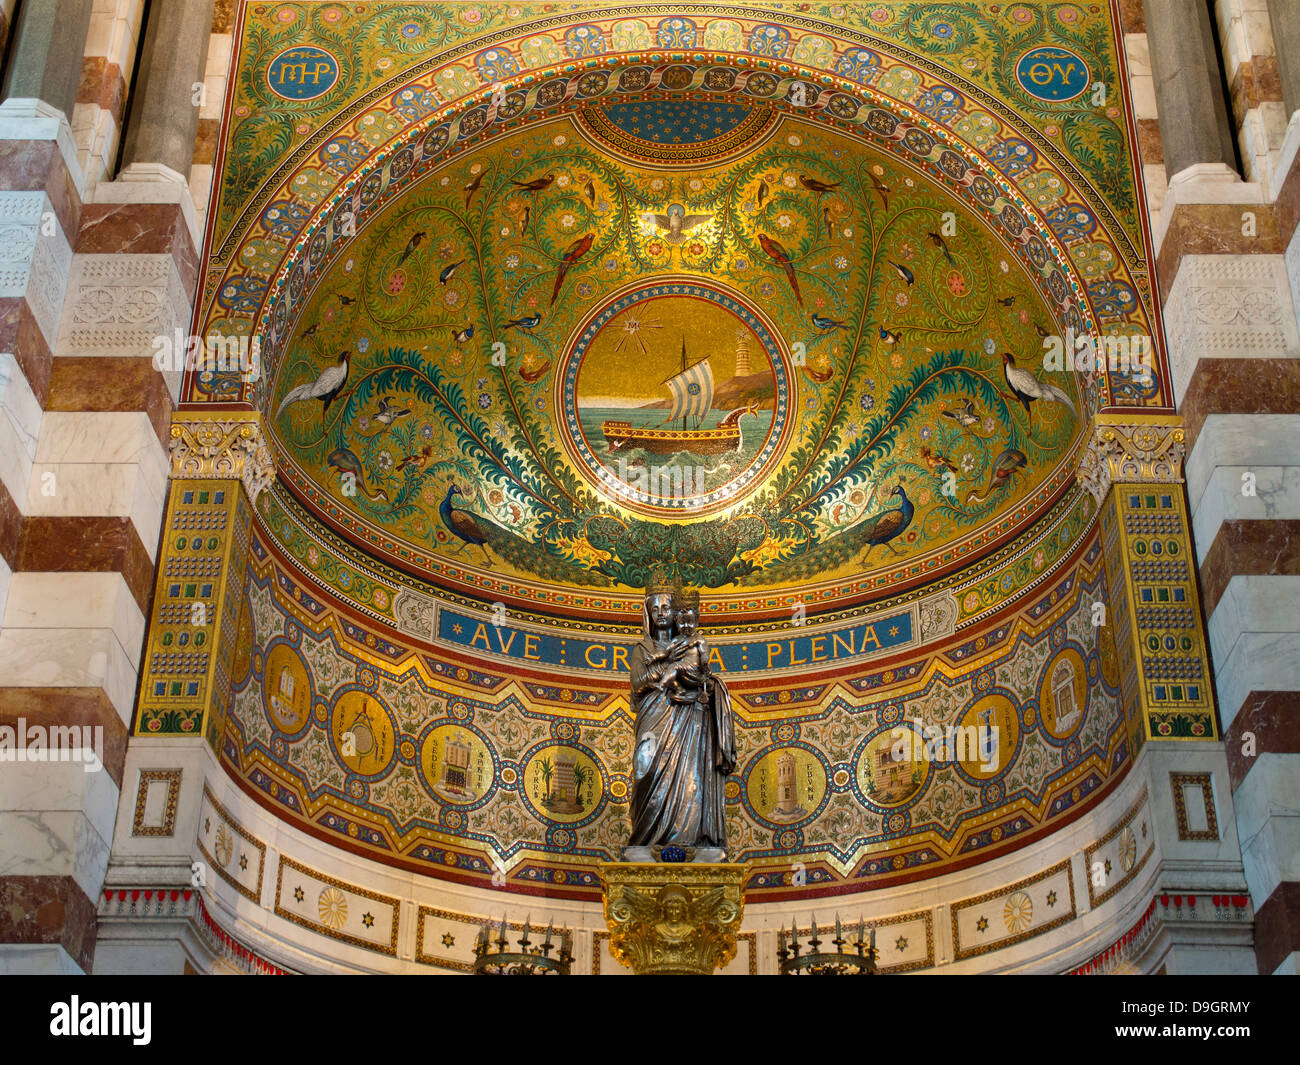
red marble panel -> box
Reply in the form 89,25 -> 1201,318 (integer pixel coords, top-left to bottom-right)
0,687 -> 129,787
0,139 -> 80,239
77,56 -> 126,126
0,297 -> 53,405
1137,118 -> 1163,165
1199,518 -> 1300,618
1180,357 -> 1300,457
76,202 -> 199,297
16,515 -> 156,615
0,875 -> 97,973
1254,880 -> 1300,974
1156,206 -> 1284,299
1224,691 -> 1300,790
0,476 -> 20,569
47,356 -> 174,448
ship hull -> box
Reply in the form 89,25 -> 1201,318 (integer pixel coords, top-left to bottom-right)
600,420 -> 739,456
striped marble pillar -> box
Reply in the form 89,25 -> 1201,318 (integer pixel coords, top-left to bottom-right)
1147,4 -> 1300,976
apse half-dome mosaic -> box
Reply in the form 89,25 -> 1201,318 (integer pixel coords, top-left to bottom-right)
186,2 -> 1174,900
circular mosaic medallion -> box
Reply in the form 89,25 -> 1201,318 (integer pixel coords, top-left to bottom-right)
266,46 -> 340,101
420,724 -> 494,805
1015,46 -> 1090,102
556,282 -> 792,517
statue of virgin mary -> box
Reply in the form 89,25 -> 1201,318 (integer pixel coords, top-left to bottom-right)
624,581 -> 736,862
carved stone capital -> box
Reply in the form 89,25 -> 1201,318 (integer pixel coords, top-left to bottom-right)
601,862 -> 748,975
1078,415 -> 1186,507
169,412 -> 275,503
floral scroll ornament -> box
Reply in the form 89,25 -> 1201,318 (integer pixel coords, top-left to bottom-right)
169,414 -> 276,503
1077,416 -> 1185,508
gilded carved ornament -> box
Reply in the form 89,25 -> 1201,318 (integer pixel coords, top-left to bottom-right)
601,862 -> 748,975
1078,415 -> 1186,507
169,413 -> 276,503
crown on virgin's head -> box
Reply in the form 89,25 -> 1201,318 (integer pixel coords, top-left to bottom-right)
645,565 -> 680,597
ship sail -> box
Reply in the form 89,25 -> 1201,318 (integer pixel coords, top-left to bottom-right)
663,357 -> 714,429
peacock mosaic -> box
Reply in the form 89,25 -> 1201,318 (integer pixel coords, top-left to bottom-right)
193,0 -> 1167,615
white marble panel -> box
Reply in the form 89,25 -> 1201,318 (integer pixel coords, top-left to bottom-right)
1231,753 -> 1300,903
1123,32 -> 1150,77
35,411 -> 166,482
1214,631 -> 1300,727
0,352 -> 41,506
0,810 -> 112,902
1130,74 -> 1156,120
1287,213 -> 1300,331
0,625 -> 137,722
1163,254 -> 1300,404
0,944 -> 85,975
0,190 -> 73,347
1186,413 -> 1300,512
2,571 -> 146,664
1191,464 -> 1300,562
0,757 -> 120,847
1208,575 -> 1300,672
24,460 -> 166,557
54,252 -> 191,361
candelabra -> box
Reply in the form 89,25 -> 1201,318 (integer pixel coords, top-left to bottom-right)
472,917 -> 574,975
777,915 -> 879,975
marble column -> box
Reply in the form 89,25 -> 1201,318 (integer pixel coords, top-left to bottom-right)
1142,0 -> 1238,180
119,0 -> 214,180
0,0 -> 92,120
1265,0 -> 1300,120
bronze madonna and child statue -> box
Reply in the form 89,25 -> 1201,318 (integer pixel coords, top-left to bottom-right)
623,578 -> 737,863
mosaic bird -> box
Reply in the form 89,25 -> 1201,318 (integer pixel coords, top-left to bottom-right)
878,325 -> 901,345
395,444 -> 434,474
439,259 -> 465,285
858,485 -> 914,559
1034,322 -> 1050,338
276,350 -> 350,420
799,174 -> 841,195
867,176 -> 890,207
810,313 -> 849,332
463,170 -> 485,206
823,205 -> 834,241
756,179 -> 771,210
1002,351 -> 1077,423
302,322 -> 319,338
397,231 -> 425,265
940,396 -> 982,431
926,231 -> 955,265
440,483 -> 492,566
326,447 -> 388,502
452,325 -> 475,345
551,233 -> 593,306
997,295 -> 1016,307
337,294 -> 355,307
504,312 -> 542,332
373,396 -> 411,425
650,204 -> 712,245
887,259 -> 915,286
512,172 -> 555,194
920,445 -> 958,475
759,233 -> 802,306
966,448 -> 1028,504
580,173 -> 596,206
